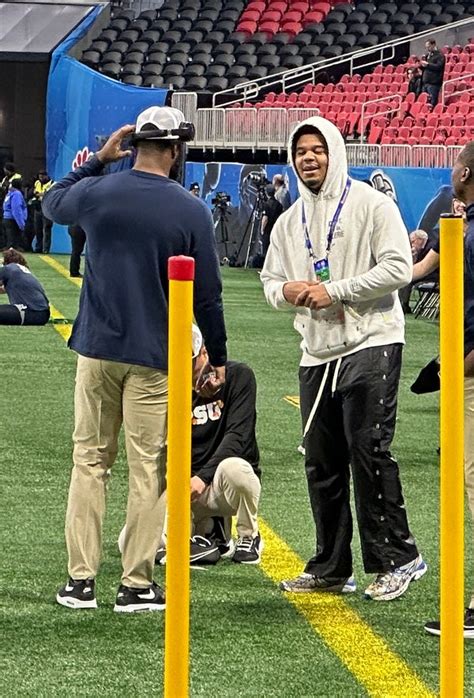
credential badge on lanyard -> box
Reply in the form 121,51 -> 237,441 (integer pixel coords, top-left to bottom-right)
301,178 -> 351,283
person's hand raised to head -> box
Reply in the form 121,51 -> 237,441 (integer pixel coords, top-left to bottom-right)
96,124 -> 135,165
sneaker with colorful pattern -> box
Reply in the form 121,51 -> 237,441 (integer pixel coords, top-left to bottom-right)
364,554 -> 427,601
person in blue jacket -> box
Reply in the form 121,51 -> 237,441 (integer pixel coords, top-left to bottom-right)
2,179 -> 27,250
0,248 -> 50,325
43,106 -> 228,614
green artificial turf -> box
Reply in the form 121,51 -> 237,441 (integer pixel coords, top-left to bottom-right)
0,258 -> 472,697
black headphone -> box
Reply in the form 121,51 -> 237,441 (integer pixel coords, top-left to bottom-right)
131,121 -> 195,144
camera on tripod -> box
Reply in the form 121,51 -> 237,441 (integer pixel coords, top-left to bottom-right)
211,192 -> 231,208
247,173 -> 269,187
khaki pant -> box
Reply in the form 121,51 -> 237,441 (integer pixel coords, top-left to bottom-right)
66,355 -> 167,588
156,457 -> 261,545
465,378 -> 474,607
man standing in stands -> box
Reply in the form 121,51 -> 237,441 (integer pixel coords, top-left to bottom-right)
420,39 -> 445,106
43,106 -> 227,613
261,116 -> 426,601
272,174 -> 291,211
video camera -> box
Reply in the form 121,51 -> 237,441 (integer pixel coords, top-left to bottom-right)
247,172 -> 269,187
212,192 -> 231,208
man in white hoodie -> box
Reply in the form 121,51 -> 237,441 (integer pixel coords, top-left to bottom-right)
261,117 -> 426,601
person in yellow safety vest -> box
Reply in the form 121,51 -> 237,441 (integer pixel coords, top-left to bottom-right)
0,163 -> 22,250
32,170 -> 54,253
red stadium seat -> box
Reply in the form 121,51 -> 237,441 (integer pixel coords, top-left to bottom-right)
258,20 -> 279,33
281,9 -> 303,22
303,10 -> 325,24
240,10 -> 261,21
236,20 -> 258,33
280,21 -> 302,34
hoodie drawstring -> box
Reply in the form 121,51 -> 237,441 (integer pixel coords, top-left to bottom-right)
303,358 -> 342,437
331,357 -> 342,397
303,363 -> 330,438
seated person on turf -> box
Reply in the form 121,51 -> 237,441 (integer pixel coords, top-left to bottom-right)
0,248 -> 50,325
120,325 -> 263,564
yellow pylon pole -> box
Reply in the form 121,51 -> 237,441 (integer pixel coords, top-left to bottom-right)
164,255 -> 195,698
439,214 -> 464,698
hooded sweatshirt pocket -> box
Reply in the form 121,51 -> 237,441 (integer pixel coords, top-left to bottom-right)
294,302 -> 368,359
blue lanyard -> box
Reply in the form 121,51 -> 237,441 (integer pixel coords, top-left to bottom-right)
301,178 -> 351,262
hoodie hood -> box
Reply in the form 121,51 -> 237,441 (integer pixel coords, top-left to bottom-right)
288,116 -> 348,203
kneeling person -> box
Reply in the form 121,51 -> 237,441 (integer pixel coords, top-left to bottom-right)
188,328 -> 262,563
121,326 -> 263,564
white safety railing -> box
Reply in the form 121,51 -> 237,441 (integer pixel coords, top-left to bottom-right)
287,108 -> 321,135
379,144 -> 412,167
256,108 -> 288,150
225,108 -> 258,150
346,144 -> 381,167
171,92 -> 198,123
446,145 -> 464,168
359,94 -> 403,142
411,146 -> 449,169
194,108 -> 225,148
189,109 -> 464,166
441,72 -> 474,105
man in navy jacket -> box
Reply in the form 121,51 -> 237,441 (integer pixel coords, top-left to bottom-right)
44,106 -> 227,613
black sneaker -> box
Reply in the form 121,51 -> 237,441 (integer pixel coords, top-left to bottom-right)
232,533 -> 263,564
424,608 -> 474,639
56,577 -> 97,609
114,581 -> 165,613
208,516 -> 235,558
155,536 -> 221,566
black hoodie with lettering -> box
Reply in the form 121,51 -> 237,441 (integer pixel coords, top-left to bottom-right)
191,361 -> 260,484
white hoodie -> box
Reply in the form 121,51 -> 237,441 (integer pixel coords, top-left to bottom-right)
261,116 -> 412,366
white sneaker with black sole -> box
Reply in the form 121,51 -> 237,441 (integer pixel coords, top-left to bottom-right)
56,578 -> 97,609
232,532 -> 264,564
114,581 -> 166,613
155,536 -> 221,566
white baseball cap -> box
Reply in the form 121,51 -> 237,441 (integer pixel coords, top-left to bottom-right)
135,106 -> 186,140
192,324 -> 203,358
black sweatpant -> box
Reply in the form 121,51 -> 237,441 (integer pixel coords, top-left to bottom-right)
68,225 -> 86,276
299,344 -> 418,578
3,219 -> 23,250
0,305 -> 50,325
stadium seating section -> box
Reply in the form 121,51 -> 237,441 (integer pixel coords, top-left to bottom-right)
252,42 -> 474,144
80,0 -> 474,144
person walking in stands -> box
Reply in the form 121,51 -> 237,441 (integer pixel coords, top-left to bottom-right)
43,106 -> 227,614
68,224 -> 86,278
261,116 -> 426,601
3,179 -> 27,250
0,248 -> 50,325
32,170 -> 54,253
420,39 -> 445,106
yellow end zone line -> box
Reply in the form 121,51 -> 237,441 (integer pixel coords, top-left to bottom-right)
258,520 -> 435,698
44,263 -> 433,698
49,304 -> 72,342
40,254 -> 82,288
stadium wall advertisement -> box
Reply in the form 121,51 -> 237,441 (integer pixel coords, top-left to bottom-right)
186,161 -> 452,264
